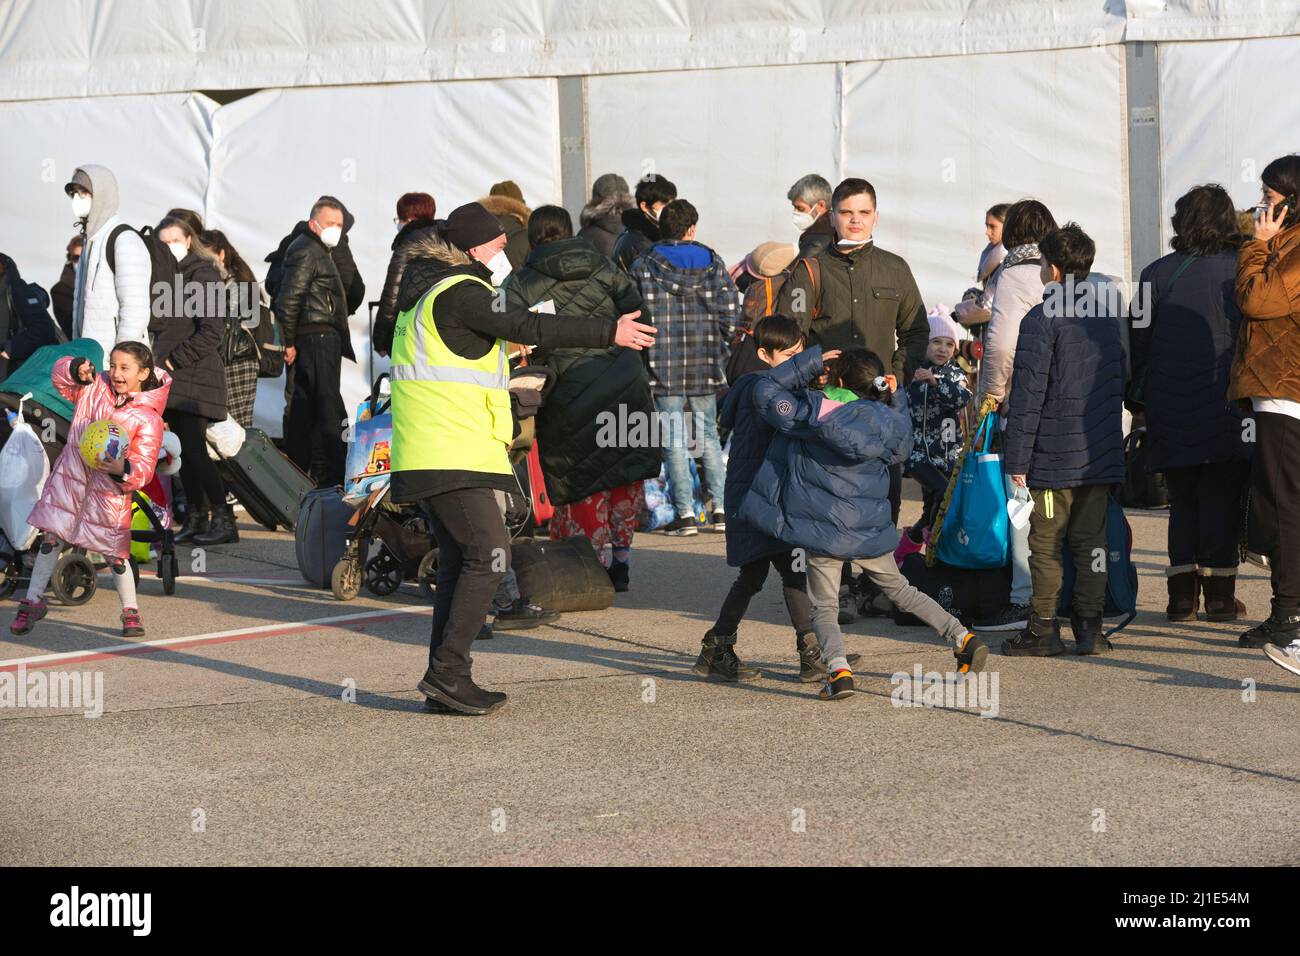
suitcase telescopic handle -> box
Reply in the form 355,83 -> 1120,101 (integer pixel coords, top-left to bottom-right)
369,373 -> 391,416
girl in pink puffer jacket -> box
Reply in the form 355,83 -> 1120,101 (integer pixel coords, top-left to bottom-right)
10,342 -> 172,638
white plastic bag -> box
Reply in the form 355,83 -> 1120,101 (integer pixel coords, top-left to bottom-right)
205,414 -> 246,460
0,394 -> 51,549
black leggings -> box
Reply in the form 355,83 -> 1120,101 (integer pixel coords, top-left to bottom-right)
713,551 -> 814,637
165,408 -> 228,515
907,461 -> 951,536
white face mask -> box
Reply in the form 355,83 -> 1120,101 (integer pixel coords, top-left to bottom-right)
167,241 -> 188,263
486,250 -> 512,287
71,193 -> 92,220
792,209 -> 817,232
319,225 -> 342,248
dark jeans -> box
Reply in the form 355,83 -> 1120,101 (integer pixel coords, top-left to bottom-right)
285,331 -> 346,488
164,408 -> 227,516
422,487 -> 510,675
908,461 -> 950,534
713,550 -> 814,637
1253,412 -> 1300,610
1164,460 -> 1249,572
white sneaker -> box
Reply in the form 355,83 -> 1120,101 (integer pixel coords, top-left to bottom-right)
1264,640 -> 1300,678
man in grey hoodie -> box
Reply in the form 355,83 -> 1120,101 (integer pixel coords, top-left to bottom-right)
63,165 -> 151,360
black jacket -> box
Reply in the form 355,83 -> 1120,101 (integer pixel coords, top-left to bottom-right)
797,212 -> 836,259
612,207 -> 662,273
578,214 -> 623,260
389,236 -> 620,503
1,253 -> 60,377
51,262 -> 76,340
276,231 -> 356,361
1130,250 -> 1249,471
1003,290 -> 1125,489
373,218 -> 439,356
502,238 -> 658,505
150,252 -> 228,420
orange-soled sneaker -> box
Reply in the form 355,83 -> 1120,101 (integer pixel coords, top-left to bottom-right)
10,598 -> 47,636
954,632 -> 989,674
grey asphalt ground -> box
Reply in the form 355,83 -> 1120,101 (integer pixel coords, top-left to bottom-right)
1,499 -> 1297,866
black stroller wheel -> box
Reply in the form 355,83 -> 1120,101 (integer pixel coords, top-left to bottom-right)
128,556 -> 140,587
364,550 -> 403,596
51,552 -> 96,606
417,549 -> 437,600
160,552 -> 178,595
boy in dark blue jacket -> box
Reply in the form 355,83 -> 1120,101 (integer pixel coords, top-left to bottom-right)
1002,223 -> 1125,657
741,348 -> 988,700
695,315 -> 859,683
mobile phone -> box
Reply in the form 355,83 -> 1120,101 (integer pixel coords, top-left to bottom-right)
1263,195 -> 1297,223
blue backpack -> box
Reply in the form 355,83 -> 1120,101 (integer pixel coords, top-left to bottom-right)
1058,493 -> 1138,637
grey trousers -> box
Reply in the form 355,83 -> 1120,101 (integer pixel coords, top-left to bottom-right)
807,552 -> 969,673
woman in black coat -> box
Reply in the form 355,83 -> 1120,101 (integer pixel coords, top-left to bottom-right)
1130,184 -> 1249,622
154,216 -> 235,545
373,192 -> 439,357
502,205 -> 660,591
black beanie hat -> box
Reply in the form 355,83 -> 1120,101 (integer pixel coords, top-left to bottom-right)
443,202 -> 505,252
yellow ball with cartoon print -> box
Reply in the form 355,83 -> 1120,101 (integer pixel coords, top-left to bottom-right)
79,419 -> 128,471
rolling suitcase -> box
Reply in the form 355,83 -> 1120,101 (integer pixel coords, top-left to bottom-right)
216,427 -> 313,531
295,486 -> 352,587
510,536 -> 613,612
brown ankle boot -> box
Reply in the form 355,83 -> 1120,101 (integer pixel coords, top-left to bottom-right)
1202,573 -> 1245,622
1166,570 -> 1199,622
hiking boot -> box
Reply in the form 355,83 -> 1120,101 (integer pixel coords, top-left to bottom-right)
121,606 -> 145,638
1001,616 -> 1067,657
954,632 -> 989,674
708,511 -> 726,532
193,505 -> 239,546
1264,640 -> 1300,679
10,598 -> 47,636
1070,614 -> 1109,655
974,603 -> 1031,632
795,632 -> 860,682
818,669 -> 855,700
1201,574 -> 1245,622
1239,609 -> 1300,649
492,598 -> 560,631
417,667 -> 507,715
475,622 -> 494,641
174,510 -> 209,544
692,629 -> 760,682
607,562 -> 629,593
1165,570 -> 1199,622
663,514 -> 698,536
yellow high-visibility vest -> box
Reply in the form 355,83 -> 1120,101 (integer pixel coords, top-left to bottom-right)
390,273 -> 512,476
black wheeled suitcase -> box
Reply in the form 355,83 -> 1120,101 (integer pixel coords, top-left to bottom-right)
510,536 -> 614,612
216,427 -> 313,531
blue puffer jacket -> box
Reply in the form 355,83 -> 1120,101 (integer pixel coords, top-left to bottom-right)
1003,288 -> 1125,488
739,351 -> 913,561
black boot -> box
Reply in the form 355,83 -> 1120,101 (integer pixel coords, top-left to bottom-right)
692,629 -> 761,682
795,632 -> 861,683
174,510 -> 209,544
418,667 -> 507,715
1001,616 -> 1067,657
193,505 -> 239,546
1165,571 -> 1199,622
607,562 -> 629,593
1239,607 -> 1300,648
1071,614 -> 1110,655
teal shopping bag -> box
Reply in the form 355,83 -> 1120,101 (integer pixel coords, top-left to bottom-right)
935,413 -> 1009,569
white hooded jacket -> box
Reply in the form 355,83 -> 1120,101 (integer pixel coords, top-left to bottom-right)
69,165 -> 151,359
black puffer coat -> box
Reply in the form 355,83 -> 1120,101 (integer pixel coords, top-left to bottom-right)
373,217 -> 439,355
578,195 -> 633,260
503,238 -> 659,505
150,252 -> 228,421
612,207 -> 661,273
1130,249 -> 1249,471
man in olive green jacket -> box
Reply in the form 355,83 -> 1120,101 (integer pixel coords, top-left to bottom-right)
777,177 -> 929,381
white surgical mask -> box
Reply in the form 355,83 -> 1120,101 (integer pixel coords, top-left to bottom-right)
167,241 -> 188,263
792,210 -> 817,232
71,193 -> 92,219
487,250 -> 512,287
319,225 -> 342,248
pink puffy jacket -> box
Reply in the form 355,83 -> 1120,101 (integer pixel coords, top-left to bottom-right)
26,357 -> 172,560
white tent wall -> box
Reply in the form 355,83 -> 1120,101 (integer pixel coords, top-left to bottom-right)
842,44 -> 1128,309
0,90 -> 214,308
1157,35 -> 1300,252
203,77 -> 562,436
585,63 -> 842,270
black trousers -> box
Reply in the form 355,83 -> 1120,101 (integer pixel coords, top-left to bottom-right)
285,331 -> 346,488
164,408 -> 227,516
907,461 -> 950,534
1164,459 -> 1249,572
1253,412 -> 1300,610
714,550 -> 814,637
422,487 -> 510,675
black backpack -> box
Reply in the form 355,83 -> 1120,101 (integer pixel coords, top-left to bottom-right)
1119,427 -> 1168,509
105,224 -> 177,310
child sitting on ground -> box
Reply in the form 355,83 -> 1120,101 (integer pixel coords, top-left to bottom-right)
740,347 -> 989,700
895,311 -> 973,563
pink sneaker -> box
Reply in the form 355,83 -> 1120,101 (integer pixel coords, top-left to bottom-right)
121,607 -> 145,638
894,529 -> 925,566
10,598 -> 48,635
